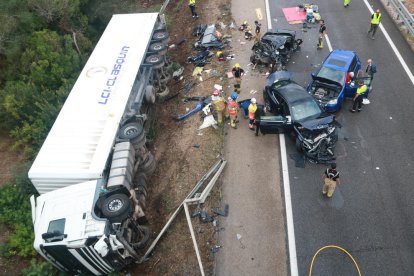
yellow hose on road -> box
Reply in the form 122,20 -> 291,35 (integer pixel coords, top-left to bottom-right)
309,245 -> 362,276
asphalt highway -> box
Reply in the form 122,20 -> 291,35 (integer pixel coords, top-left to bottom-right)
268,0 -> 414,275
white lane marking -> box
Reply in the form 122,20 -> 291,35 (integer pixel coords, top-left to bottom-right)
279,134 -> 299,276
362,0 -> 414,85
265,0 -> 272,30
265,0 -> 299,275
325,34 -> 333,52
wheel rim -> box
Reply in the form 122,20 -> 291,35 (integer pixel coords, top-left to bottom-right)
108,199 -> 123,212
148,56 -> 160,63
124,126 -> 138,136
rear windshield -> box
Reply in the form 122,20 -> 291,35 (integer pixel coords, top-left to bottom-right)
317,66 -> 346,85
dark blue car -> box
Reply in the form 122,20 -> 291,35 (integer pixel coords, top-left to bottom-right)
307,49 -> 362,112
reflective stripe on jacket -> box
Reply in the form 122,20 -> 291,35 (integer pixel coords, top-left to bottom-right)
371,13 -> 381,24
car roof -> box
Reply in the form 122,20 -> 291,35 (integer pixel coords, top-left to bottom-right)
323,49 -> 356,72
277,82 -> 314,104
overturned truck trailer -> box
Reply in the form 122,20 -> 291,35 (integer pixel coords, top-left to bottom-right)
28,13 -> 171,275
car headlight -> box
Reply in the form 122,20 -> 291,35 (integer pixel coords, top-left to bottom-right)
327,99 -> 338,105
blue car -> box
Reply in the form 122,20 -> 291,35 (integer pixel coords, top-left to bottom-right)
307,49 -> 362,112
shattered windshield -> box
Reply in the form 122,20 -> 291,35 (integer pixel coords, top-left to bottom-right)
291,99 -> 321,121
317,66 -> 346,85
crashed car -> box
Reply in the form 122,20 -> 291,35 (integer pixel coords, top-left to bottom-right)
258,71 -> 338,163
250,29 -> 302,70
194,24 -> 228,50
307,49 -> 362,112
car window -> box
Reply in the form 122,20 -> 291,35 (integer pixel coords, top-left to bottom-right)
317,66 -> 346,85
271,79 -> 291,89
349,56 -> 357,72
290,99 -> 321,121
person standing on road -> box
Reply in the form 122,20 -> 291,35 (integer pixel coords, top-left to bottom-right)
344,0 -> 350,7
248,98 -> 257,130
227,93 -> 240,129
189,0 -> 199,18
317,20 -> 326,49
350,81 -> 368,112
211,89 -> 228,126
232,63 -> 245,94
367,9 -> 382,39
322,163 -> 340,198
365,58 -> 377,80
254,21 -> 261,43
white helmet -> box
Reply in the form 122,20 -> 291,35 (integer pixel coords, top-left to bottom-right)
251,98 -> 257,104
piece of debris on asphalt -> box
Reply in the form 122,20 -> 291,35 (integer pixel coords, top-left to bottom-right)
240,41 -> 246,45
193,66 -> 204,76
227,72 -> 234,78
236,233 -> 246,249
193,144 -> 200,148
199,115 -> 217,130
212,204 -> 229,217
376,167 -> 380,170
211,245 -> 221,253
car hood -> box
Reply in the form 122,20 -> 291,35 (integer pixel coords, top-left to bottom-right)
311,75 -> 342,87
266,71 -> 292,86
299,115 -> 334,130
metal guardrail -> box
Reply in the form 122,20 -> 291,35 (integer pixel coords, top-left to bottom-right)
387,0 -> 414,35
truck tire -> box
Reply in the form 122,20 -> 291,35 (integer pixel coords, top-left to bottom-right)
145,55 -> 165,69
102,193 -> 132,222
152,31 -> 169,43
149,42 -> 167,55
145,85 -> 156,104
139,152 -> 156,175
118,123 -> 144,140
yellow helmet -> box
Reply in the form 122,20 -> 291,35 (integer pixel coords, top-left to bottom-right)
243,21 -> 248,25
235,63 -> 240,68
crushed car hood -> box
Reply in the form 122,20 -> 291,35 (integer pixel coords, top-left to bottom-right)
311,75 -> 343,87
300,115 -> 334,130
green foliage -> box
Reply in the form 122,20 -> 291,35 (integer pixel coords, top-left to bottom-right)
22,259 -> 58,276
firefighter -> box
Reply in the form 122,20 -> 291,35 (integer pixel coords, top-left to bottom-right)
232,63 -> 245,85
211,89 -> 228,125
248,98 -> 257,130
227,93 -> 239,129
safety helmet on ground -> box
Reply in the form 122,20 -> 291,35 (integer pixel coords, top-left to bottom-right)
213,89 -> 219,96
234,63 -> 240,68
230,92 -> 239,100
251,98 -> 257,104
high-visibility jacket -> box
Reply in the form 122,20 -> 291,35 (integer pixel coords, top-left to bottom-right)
189,0 -> 195,5
356,84 -> 367,95
248,103 -> 257,120
227,100 -> 238,116
371,13 -> 381,25
212,97 -> 226,111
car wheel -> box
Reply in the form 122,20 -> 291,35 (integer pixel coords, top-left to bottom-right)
139,152 -> 156,175
295,137 -> 303,153
118,123 -> 144,140
102,193 -> 132,222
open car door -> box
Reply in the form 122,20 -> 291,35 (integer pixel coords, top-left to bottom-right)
258,115 -> 291,134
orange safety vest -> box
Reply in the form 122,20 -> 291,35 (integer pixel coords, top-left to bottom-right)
227,100 -> 238,115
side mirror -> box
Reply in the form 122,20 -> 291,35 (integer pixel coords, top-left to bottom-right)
311,73 -> 316,78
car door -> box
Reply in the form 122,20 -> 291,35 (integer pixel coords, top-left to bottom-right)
258,94 -> 292,134
344,56 -> 361,97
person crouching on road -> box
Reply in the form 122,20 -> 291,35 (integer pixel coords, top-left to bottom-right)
211,89 -> 228,126
227,93 -> 239,129
248,98 -> 257,130
351,81 -> 368,112
322,163 -> 340,198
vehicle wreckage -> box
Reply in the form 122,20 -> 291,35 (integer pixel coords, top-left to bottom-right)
250,29 -> 303,71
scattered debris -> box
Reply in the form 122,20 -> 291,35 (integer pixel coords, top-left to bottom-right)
226,72 -> 234,78
236,233 -> 246,249
212,204 -> 229,217
219,22 -> 226,30
193,66 -> 204,76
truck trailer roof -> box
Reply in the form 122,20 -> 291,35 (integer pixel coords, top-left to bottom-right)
29,13 -> 159,194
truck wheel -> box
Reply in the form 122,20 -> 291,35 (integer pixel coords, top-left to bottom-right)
149,42 -> 167,55
102,193 -> 132,222
145,85 -> 156,104
145,55 -> 165,69
152,31 -> 170,43
118,123 -> 144,140
139,152 -> 156,175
